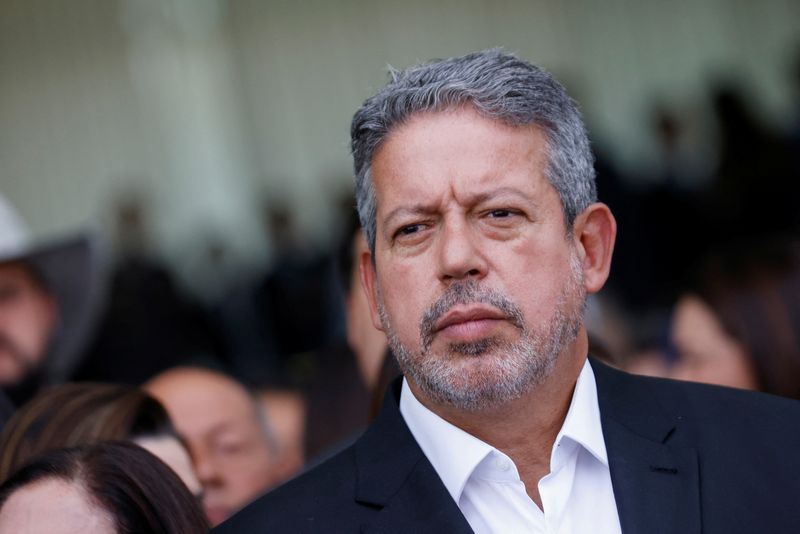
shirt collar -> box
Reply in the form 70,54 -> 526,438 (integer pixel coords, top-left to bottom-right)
400,379 -> 494,502
399,358 -> 607,503
554,358 -> 608,466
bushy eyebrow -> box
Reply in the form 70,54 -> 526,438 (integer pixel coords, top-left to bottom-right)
461,186 -> 538,208
383,205 -> 437,233
382,186 -> 538,232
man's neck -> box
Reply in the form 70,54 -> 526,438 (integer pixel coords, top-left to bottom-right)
407,339 -> 588,509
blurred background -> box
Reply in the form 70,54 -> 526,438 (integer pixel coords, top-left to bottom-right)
1,0 -> 800,457
2,0 -> 797,275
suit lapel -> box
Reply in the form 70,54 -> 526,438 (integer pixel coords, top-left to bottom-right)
591,359 -> 701,534
354,379 -> 473,534
358,457 -> 474,534
354,363 -> 701,533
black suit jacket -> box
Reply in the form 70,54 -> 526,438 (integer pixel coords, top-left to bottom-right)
214,358 -> 800,533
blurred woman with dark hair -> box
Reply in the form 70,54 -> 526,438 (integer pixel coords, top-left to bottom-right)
668,238 -> 800,399
0,441 -> 208,533
0,383 -> 201,497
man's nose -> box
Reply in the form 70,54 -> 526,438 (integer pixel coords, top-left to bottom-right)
437,219 -> 488,283
194,453 -> 222,487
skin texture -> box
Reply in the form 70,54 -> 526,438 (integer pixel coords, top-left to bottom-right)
360,107 -> 616,508
0,263 -> 56,386
669,294 -> 757,390
145,368 -> 279,527
0,478 -> 116,534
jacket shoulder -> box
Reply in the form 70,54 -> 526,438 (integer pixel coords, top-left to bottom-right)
592,358 -> 800,444
640,371 -> 800,423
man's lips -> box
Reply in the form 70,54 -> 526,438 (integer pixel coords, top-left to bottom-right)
435,306 -> 508,331
433,306 -> 508,341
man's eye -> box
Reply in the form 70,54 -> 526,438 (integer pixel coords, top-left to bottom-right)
398,224 -> 423,236
488,209 -> 515,218
215,440 -> 246,456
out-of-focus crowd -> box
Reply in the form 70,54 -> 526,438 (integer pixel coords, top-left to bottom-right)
0,52 -> 798,532
0,194 -> 399,531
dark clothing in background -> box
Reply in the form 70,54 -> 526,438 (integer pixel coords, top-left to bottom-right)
304,345 -> 401,462
303,341 -> 371,460
73,257 -> 223,385
0,389 -> 15,430
215,253 -> 343,388
215,358 -> 800,534
1,367 -> 46,409
260,255 -> 341,360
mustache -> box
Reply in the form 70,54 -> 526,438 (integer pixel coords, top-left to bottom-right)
419,280 -> 524,351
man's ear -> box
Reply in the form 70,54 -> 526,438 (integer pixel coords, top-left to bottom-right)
572,202 -> 616,294
359,250 -> 385,332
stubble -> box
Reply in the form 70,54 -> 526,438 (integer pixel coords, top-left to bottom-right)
378,251 -> 586,411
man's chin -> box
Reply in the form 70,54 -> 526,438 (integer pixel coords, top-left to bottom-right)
404,341 -> 559,411
204,504 -> 231,527
416,371 -> 530,412
446,336 -> 501,357
424,330 -> 517,358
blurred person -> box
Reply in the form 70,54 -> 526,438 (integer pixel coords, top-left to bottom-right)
608,105 -> 710,316
709,83 -> 798,237
0,195 -> 101,406
259,203 -> 343,365
214,202 -> 342,389
74,193 -> 224,385
345,229 -> 391,390
0,441 -> 208,533
258,388 -> 306,472
304,216 -> 396,459
0,382 -> 201,497
667,239 -> 800,399
217,50 -> 800,534
146,366 -> 298,526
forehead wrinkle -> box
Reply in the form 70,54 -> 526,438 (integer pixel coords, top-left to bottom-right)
450,185 -> 540,210
375,115 -> 549,234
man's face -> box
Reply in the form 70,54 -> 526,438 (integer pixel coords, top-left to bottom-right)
146,370 -> 279,527
363,108 -> 587,411
0,263 -> 56,386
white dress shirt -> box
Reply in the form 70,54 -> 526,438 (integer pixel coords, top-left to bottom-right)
399,359 -> 622,534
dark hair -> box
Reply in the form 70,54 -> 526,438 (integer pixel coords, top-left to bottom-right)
691,238 -> 800,399
0,383 -> 177,482
0,442 -> 208,533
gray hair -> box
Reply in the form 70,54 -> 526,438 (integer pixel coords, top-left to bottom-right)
351,49 -> 596,255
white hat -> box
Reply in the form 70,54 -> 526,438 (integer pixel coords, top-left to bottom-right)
0,195 -> 105,383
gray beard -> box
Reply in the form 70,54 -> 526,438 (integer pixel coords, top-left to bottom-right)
378,252 -> 585,411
